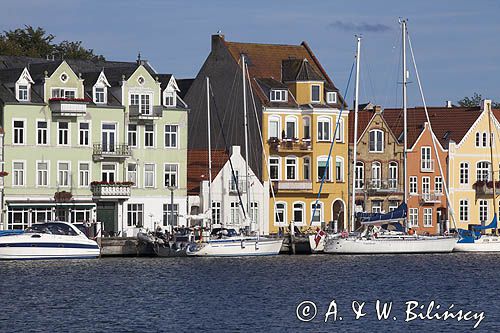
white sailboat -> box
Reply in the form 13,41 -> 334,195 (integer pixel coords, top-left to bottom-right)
324,20 -> 456,254
187,55 -> 283,257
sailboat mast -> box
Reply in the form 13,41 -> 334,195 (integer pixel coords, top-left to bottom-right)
206,77 -> 213,228
350,36 -> 361,232
241,54 -> 251,228
487,101 -> 498,234
402,19 -> 408,230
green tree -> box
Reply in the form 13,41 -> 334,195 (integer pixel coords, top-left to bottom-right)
458,92 -> 500,108
0,25 -> 104,60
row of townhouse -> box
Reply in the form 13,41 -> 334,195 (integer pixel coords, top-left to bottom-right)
348,100 -> 499,234
0,56 -> 188,235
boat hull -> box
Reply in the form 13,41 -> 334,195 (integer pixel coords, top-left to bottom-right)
186,237 -> 283,257
453,236 -> 500,252
324,236 -> 456,254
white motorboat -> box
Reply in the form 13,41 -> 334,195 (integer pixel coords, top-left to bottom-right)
0,221 -> 100,260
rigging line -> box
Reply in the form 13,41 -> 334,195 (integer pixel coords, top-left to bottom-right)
209,81 -> 248,219
406,26 -> 457,230
310,59 -> 356,227
245,64 -> 282,225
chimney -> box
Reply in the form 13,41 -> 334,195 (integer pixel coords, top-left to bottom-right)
231,145 -> 241,156
446,100 -> 452,108
211,33 -> 225,52
481,99 -> 492,112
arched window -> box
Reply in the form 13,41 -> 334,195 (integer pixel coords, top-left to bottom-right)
355,161 -> 364,189
285,116 -> 298,140
335,117 -> 344,142
475,132 -> 481,147
476,161 -> 491,181
335,156 -> 344,182
369,129 -> 384,152
303,116 -> 311,140
483,132 -> 488,147
268,116 -> 281,139
371,162 -> 381,188
274,202 -> 287,225
303,157 -> 310,180
317,116 -> 332,141
293,202 -> 305,225
317,156 -> 331,181
285,156 -> 297,180
389,161 -> 398,189
269,156 -> 281,180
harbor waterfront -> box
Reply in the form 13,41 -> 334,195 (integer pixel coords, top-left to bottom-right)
0,254 -> 498,332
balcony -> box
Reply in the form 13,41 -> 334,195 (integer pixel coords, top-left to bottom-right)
267,138 -> 312,153
421,159 -> 435,172
473,181 -> 499,196
420,192 -> 443,204
366,178 -> 400,193
273,180 -> 313,191
93,144 -> 131,160
129,105 -> 162,120
49,98 -> 88,116
91,182 -> 132,200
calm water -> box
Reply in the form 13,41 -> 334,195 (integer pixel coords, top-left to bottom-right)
1,254 -> 499,332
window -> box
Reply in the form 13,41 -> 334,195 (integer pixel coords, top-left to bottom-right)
145,124 -> 154,147
335,157 -> 343,182
230,202 -> 240,225
165,91 -> 175,107
18,85 -> 29,101
130,94 -> 140,106
435,176 -> 443,193
275,203 -> 286,225
101,164 -> 115,182
422,176 -> 430,194
369,130 -> 384,152
424,208 -> 432,227
144,164 -> 155,188
13,162 -> 25,186
311,84 -> 320,103
371,162 -> 381,188
94,87 -> 106,104
409,208 -> 418,227
58,162 -> 70,187
483,132 -> 487,147
58,122 -> 69,145
293,202 -> 305,225
479,200 -> 488,224
163,203 -> 179,226
317,157 -> 331,181
409,176 -> 418,194
285,157 -> 297,180
7,207 -> 29,230
389,201 -> 399,212
127,163 -> 137,186
460,162 -> 469,185
37,121 -> 48,145
477,161 -> 491,181
421,147 -> 432,171
128,124 -> 138,147
317,117 -> 331,141
303,157 -> 310,180
372,200 -> 382,213
303,117 -> 311,139
268,116 -> 280,139
250,202 -> 259,225
311,202 -> 323,225
212,201 -> 221,225
130,93 -> 152,114
269,157 -> 280,180
270,89 -> 287,102
335,117 -> 344,142
13,120 -> 24,144
36,161 -> 48,187
326,91 -> 337,104
79,122 -> 90,146
285,117 -> 297,139
164,125 -> 178,148
355,162 -> 364,189
389,162 -> 398,189
127,203 -> 144,227
230,170 -> 240,191
52,88 -> 76,99
459,199 -> 469,221
79,163 -> 90,187
475,132 -> 480,147
164,164 -> 178,188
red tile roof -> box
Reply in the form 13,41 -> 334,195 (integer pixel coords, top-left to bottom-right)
348,109 -> 375,143
187,149 -> 229,195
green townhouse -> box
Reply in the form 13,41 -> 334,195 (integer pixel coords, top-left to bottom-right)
0,56 -> 188,236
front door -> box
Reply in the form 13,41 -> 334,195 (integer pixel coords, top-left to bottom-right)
102,123 -> 116,152
97,202 -> 117,235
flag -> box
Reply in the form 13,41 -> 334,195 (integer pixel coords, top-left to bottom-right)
314,227 -> 325,248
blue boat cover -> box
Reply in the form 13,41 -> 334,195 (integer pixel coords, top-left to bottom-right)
473,214 -> 497,231
457,229 -> 482,243
0,230 -> 24,237
358,203 -> 407,225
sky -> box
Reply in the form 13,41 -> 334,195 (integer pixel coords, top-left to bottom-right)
1,0 -> 499,107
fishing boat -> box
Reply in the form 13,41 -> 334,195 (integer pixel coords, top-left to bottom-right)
0,221 -> 100,260
324,20 -> 456,254
187,56 -> 283,257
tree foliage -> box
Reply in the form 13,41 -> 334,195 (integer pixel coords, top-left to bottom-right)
0,25 -> 104,60
457,92 -> 500,108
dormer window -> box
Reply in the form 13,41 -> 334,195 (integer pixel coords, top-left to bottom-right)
311,85 -> 320,103
327,92 -> 337,104
165,91 -> 176,107
15,68 -> 34,103
270,89 -> 287,102
92,71 -> 110,104
94,87 -> 106,104
18,85 -> 29,101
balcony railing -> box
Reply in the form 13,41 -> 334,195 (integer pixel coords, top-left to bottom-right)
365,178 -> 400,192
267,138 -> 312,153
229,179 -> 247,193
473,181 -> 500,196
91,182 -> 132,199
273,180 -> 313,191
421,159 -> 435,172
49,98 -> 88,116
93,144 -> 131,160
129,105 -> 162,119
420,192 -> 443,204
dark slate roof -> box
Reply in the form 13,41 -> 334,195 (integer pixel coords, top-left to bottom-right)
282,58 -> 323,82
0,55 -> 51,70
157,74 -> 173,91
177,78 -> 194,99
0,67 -> 24,84
80,71 -> 101,88
0,83 -> 43,104
25,61 -> 63,82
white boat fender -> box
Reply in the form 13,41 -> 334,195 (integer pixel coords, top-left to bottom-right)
241,240 -> 246,249
255,241 -> 259,250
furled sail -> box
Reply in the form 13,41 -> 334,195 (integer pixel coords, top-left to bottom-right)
358,203 -> 407,225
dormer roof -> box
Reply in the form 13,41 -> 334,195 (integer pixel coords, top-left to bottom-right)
282,58 -> 323,82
